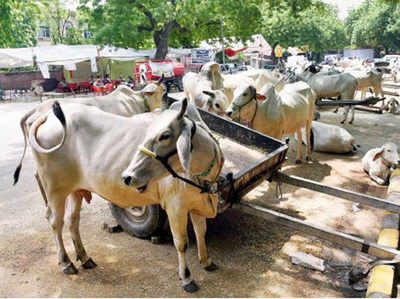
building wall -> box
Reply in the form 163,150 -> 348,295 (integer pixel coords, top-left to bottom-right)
0,71 -> 62,90
343,48 -> 374,59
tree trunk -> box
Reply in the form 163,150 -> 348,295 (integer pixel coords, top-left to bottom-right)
153,22 -> 174,59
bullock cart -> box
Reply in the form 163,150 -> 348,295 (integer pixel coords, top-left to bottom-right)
316,96 -> 385,114
111,98 -> 400,262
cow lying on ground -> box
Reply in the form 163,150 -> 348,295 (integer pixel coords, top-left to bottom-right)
362,143 -> 400,185
16,99 -> 223,293
225,81 -> 316,163
298,121 -> 357,154
382,98 -> 400,114
14,80 -> 166,185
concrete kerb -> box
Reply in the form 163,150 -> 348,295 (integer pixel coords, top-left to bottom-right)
366,169 -> 400,298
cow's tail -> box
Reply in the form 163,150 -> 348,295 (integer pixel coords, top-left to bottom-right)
28,101 -> 67,155
13,108 -> 39,185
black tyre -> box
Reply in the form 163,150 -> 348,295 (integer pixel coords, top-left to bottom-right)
109,204 -> 167,238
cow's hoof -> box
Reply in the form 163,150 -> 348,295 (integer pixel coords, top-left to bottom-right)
82,258 -> 97,269
340,120 -> 345,124
204,262 -> 218,272
306,156 -> 312,162
295,159 -> 302,164
183,281 -> 199,293
63,263 -> 78,275
349,121 -> 353,124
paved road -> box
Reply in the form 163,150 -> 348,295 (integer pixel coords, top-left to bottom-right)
0,101 -> 375,297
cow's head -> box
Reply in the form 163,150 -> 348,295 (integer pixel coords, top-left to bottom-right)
225,85 -> 266,120
373,143 -> 400,169
201,90 -> 228,115
122,99 -> 194,192
140,76 -> 167,111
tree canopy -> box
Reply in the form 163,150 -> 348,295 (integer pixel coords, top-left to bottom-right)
0,0 -> 39,48
346,0 -> 400,55
260,2 -> 347,55
83,0 -> 266,58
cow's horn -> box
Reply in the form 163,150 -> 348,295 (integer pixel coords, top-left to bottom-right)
178,98 -> 188,120
157,74 -> 165,84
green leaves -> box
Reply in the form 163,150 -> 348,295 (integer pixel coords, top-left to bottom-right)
346,0 -> 400,54
86,0 -> 265,58
0,0 -> 39,48
260,2 -> 346,54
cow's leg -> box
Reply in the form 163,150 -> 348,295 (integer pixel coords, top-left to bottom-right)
369,171 -> 386,185
305,121 -> 312,161
46,193 -> 77,274
377,87 -> 385,108
349,106 -> 355,124
341,106 -> 349,124
190,212 -> 217,271
67,192 -> 97,269
360,88 -> 366,100
166,206 -> 198,293
295,129 -> 303,164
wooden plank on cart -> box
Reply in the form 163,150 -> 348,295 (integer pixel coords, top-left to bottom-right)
273,172 -> 400,214
235,201 -> 400,259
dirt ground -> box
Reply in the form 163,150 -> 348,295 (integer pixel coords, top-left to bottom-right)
0,89 -> 398,297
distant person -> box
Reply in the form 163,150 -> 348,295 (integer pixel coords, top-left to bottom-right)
59,79 -> 69,92
89,75 -> 95,86
94,76 -> 104,87
103,74 -> 111,85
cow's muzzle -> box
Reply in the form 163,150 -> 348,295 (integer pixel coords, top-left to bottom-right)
123,175 -> 133,186
122,175 -> 148,193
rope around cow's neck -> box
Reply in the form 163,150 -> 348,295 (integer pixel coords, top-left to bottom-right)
139,118 -> 223,193
232,95 -> 258,129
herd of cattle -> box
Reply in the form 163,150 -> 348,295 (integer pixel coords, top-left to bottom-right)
11,60 -> 400,292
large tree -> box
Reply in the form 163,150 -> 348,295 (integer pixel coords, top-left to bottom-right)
0,0 -> 39,48
83,0 -> 267,59
346,0 -> 400,54
260,2 -> 347,56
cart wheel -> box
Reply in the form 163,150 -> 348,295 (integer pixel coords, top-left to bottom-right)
109,204 -> 167,238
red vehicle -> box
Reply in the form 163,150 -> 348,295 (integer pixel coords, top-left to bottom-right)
134,59 -> 184,91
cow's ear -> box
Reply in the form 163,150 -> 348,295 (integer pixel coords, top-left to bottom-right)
177,122 -> 192,173
373,148 -> 384,161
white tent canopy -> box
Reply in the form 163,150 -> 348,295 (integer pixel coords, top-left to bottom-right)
0,47 -> 35,68
0,44 -> 193,78
199,34 -> 272,56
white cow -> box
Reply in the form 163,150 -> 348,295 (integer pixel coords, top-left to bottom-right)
14,82 -> 166,185
362,143 -> 400,185
299,121 -> 357,154
18,99 -> 223,293
222,69 -> 281,102
346,68 -> 384,106
226,81 -> 316,163
183,62 -> 227,115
